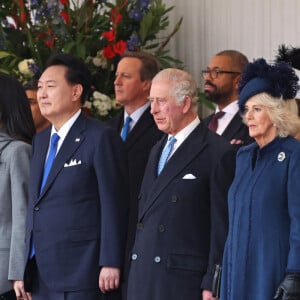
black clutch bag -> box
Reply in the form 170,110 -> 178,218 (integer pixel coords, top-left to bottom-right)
0,289 -> 16,300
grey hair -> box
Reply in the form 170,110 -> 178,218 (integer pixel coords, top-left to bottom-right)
244,93 -> 300,137
152,68 -> 199,112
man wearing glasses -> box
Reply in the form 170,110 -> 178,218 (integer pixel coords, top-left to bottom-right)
202,50 -> 253,145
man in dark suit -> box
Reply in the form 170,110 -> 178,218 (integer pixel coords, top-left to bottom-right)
202,50 -> 252,145
126,68 -> 235,300
24,53 -> 129,300
107,51 -> 163,273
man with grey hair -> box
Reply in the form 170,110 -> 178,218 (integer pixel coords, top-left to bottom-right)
126,68 -> 235,300
202,50 -> 252,145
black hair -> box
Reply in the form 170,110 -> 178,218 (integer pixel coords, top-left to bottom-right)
45,53 -> 92,104
0,72 -> 35,143
23,79 -> 38,91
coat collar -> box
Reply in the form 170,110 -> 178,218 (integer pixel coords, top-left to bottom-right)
139,123 -> 209,219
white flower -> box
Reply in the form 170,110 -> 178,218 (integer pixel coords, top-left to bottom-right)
84,100 -> 92,109
18,59 -> 35,76
92,51 -> 108,69
92,91 -> 112,104
90,91 -> 113,116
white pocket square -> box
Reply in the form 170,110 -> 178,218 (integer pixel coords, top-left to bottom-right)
182,173 -> 196,179
64,159 -> 82,168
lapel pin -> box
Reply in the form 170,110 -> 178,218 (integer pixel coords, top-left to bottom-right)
277,151 -> 285,162
75,138 -> 80,142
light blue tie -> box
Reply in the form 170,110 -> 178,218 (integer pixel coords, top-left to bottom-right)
157,136 -> 176,175
121,116 -> 132,141
30,133 -> 60,259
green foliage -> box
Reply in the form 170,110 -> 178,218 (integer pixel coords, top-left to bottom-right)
0,0 -> 182,119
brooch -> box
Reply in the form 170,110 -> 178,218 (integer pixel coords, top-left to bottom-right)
277,152 -> 286,162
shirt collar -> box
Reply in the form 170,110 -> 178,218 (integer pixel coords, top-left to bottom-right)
51,109 -> 81,140
216,100 -> 239,116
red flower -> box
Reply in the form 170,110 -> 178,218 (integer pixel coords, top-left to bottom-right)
20,12 -> 26,23
114,40 -> 127,56
45,40 -> 53,48
103,45 -> 116,59
60,11 -> 70,25
102,30 -> 116,42
59,0 -> 69,5
110,7 -> 122,25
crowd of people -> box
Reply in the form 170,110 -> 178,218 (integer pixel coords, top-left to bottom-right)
1,46 -> 300,300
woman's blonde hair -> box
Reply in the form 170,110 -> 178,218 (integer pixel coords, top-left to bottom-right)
244,92 -> 300,137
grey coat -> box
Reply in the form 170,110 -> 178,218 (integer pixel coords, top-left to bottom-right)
0,131 -> 31,294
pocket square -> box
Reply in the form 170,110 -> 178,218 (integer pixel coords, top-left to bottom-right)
64,159 -> 82,168
182,173 -> 196,179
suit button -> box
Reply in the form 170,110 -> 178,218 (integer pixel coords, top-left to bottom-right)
158,225 -> 165,232
34,206 -> 40,211
154,256 -> 161,263
171,195 -> 178,203
131,253 -> 138,260
137,223 -> 143,230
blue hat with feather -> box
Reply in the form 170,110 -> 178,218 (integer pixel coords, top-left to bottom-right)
238,58 -> 299,111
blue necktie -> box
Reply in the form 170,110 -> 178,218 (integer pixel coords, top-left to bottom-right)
157,136 -> 176,175
40,133 -> 60,193
30,133 -> 60,259
121,116 -> 132,141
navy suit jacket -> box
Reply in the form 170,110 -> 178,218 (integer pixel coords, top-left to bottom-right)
126,123 -> 236,300
107,107 -> 163,258
203,112 -> 253,145
24,112 -> 129,292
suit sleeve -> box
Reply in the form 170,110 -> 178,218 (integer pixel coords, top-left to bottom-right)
201,146 -> 236,290
94,127 -> 129,268
8,142 -> 31,280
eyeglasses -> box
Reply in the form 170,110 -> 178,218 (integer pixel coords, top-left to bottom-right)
201,69 -> 241,79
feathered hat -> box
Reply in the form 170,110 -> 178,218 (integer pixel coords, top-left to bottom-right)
275,44 -> 300,98
238,58 -> 299,111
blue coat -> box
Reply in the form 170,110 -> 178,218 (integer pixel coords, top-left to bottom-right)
221,136 -> 300,300
24,113 -> 129,293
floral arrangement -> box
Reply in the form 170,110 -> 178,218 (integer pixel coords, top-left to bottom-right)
0,0 -> 182,119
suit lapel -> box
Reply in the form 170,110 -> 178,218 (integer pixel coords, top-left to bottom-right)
125,107 -> 154,149
31,128 -> 52,201
38,114 -> 86,200
222,112 -> 243,140
139,124 -> 208,219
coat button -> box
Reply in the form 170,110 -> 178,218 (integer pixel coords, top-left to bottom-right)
137,223 -> 143,230
158,225 -> 165,232
34,206 -> 40,211
171,195 -> 178,203
154,256 -> 161,263
131,253 -> 138,260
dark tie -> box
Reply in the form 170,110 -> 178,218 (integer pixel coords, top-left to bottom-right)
121,116 -> 132,141
157,136 -> 177,175
30,133 -> 60,259
208,111 -> 225,132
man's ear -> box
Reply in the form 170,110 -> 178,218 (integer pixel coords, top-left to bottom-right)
72,84 -> 83,101
233,74 -> 241,90
142,79 -> 152,92
182,96 -> 192,113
